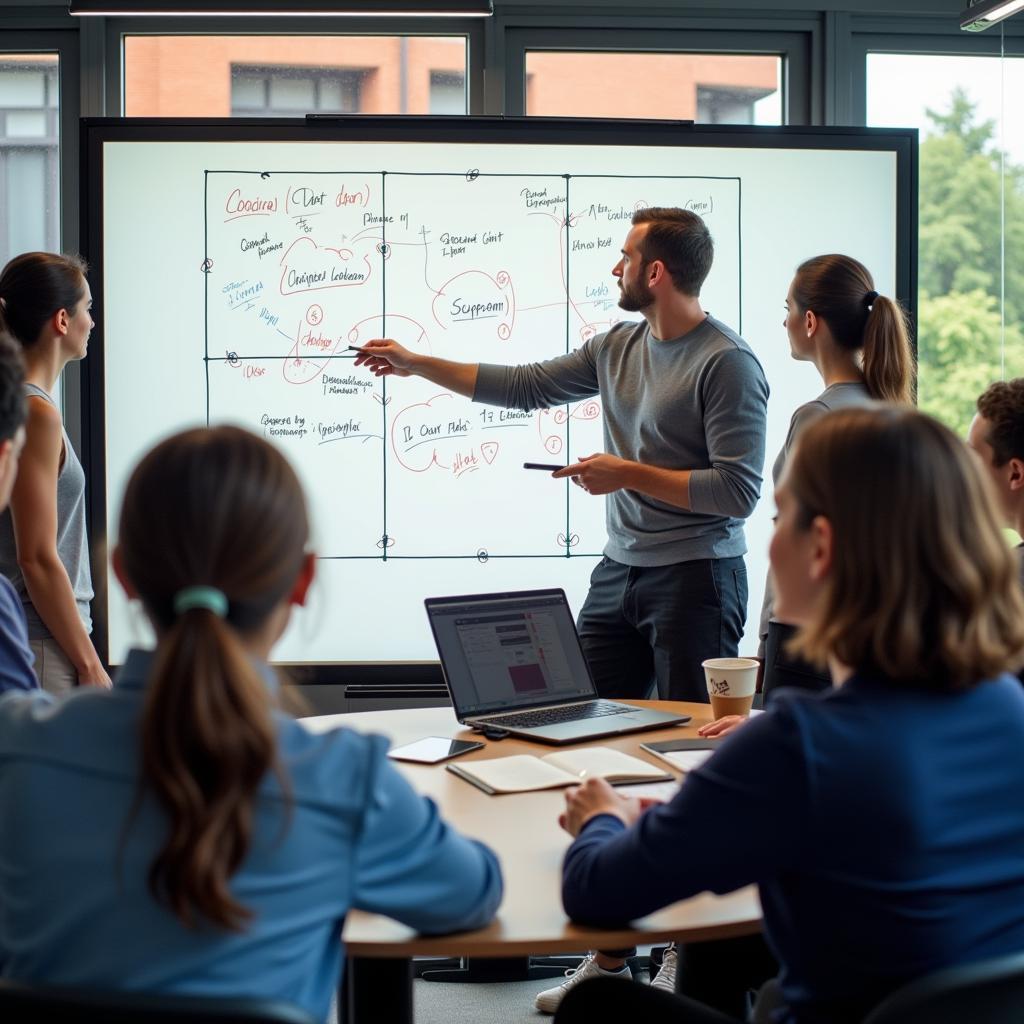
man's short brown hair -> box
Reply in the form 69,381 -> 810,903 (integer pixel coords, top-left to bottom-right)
630,207 -> 713,297
977,379 -> 1024,466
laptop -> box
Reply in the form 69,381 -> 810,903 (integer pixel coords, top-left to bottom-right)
424,589 -> 690,745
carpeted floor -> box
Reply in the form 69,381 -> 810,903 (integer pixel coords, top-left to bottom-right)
413,959 -> 656,1024
414,974 -> 580,1023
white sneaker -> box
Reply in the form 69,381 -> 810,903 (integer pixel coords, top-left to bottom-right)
649,944 -> 678,994
533,952 -> 632,1014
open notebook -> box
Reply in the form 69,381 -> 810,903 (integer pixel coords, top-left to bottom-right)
446,746 -> 672,795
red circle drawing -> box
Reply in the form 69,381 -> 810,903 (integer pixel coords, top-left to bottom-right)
306,304 -> 324,327
497,323 -> 511,341
545,436 -> 563,455
496,270 -> 510,287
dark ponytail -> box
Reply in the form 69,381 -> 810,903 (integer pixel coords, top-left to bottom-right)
792,254 -> 914,404
0,252 -> 88,348
118,426 -> 309,930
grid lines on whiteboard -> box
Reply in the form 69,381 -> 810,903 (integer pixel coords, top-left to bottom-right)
202,169 -> 741,562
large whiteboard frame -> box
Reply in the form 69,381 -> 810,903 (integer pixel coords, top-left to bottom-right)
80,116 -> 917,682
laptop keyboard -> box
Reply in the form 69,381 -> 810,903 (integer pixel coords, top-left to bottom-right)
477,700 -> 632,729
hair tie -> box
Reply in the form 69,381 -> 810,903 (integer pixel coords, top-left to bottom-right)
864,290 -> 879,310
173,586 -> 228,618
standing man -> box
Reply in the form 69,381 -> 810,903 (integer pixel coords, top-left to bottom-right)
357,207 -> 768,703
968,378 -> 1024,589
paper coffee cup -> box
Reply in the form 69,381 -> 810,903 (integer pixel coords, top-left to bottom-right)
702,658 -> 759,719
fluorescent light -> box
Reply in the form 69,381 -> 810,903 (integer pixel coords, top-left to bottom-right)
69,0 -> 492,15
961,0 -> 1024,31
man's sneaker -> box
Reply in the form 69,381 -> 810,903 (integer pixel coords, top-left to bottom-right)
649,943 -> 678,994
533,953 -> 632,1014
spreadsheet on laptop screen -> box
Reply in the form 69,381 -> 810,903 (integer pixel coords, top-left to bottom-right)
428,594 -> 595,715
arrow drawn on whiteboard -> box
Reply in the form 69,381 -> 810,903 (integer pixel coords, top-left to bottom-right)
372,394 -> 392,407
260,171 -> 271,179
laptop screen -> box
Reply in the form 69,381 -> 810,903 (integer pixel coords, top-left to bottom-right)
425,590 -> 597,717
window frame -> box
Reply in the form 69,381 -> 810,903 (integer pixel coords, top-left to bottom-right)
848,15 -> 1024,126
0,30 -> 80,254
105,15 -> 485,117
0,27 -> 82,444
501,22 -> 815,124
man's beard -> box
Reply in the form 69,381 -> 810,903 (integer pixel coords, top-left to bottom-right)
617,272 -> 654,313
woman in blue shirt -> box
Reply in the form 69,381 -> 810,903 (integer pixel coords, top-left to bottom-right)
0,426 -> 502,1022
553,406 -> 1024,1024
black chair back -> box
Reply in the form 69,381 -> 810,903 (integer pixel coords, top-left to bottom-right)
863,950 -> 1024,1024
0,979 -> 318,1024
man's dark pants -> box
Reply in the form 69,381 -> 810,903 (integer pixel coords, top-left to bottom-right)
577,555 -> 748,703
574,553 -> 755,1010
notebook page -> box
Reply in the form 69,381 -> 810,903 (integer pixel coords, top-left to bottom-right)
455,755 -> 575,793
542,746 -> 668,781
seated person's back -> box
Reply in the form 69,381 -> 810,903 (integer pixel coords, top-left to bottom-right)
705,673 -> 1024,1020
0,426 -> 502,1021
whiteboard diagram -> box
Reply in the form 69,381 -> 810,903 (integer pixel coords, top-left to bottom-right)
203,169 -> 741,561
93,128 -> 905,664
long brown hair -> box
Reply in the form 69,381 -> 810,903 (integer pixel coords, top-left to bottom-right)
792,254 -> 914,404
118,426 -> 309,930
0,251 -> 87,348
786,406 -> 1024,690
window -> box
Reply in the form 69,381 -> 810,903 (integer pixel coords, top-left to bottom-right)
0,55 -> 59,267
231,67 -> 364,116
429,70 -> 465,114
123,35 -> 468,116
523,51 -> 782,123
697,84 -> 776,125
867,52 -> 1024,436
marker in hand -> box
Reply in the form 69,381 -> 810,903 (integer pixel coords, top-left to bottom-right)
524,463 -> 565,472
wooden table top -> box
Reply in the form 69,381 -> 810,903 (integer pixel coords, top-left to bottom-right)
303,701 -> 762,958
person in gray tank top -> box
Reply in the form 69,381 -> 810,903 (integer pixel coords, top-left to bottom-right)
700,254 -> 914,740
0,252 -> 109,694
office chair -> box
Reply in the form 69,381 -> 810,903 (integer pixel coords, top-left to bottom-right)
862,949 -> 1024,1024
0,979 -> 318,1024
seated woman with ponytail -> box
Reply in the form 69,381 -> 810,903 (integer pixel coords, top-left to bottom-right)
0,426 -> 502,1019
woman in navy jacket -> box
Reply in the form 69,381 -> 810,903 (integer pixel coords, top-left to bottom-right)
555,406 -> 1024,1024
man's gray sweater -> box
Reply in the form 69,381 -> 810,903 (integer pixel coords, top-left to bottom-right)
473,315 -> 769,567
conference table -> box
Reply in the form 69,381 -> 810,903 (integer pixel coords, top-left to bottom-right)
302,701 -> 762,1024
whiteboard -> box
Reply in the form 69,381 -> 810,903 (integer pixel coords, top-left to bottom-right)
84,119 -> 914,667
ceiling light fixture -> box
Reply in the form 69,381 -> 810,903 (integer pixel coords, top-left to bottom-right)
960,0 -> 1024,31
69,0 -> 492,16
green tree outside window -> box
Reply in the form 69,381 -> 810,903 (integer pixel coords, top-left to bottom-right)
918,89 -> 1024,435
